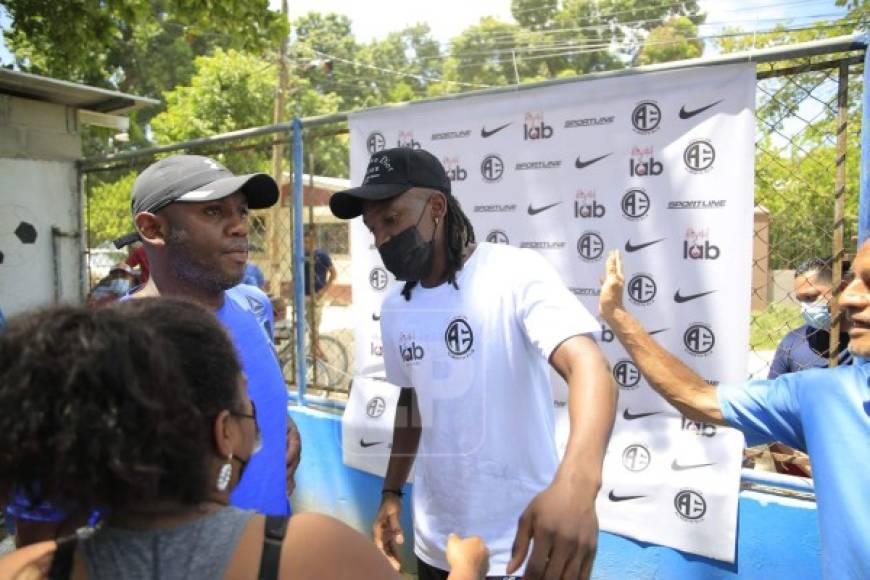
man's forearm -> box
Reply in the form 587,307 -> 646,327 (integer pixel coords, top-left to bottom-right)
383,388 -> 421,491
605,308 -> 725,424
555,339 -> 616,491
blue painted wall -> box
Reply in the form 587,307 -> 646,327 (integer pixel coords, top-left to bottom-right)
289,406 -> 821,579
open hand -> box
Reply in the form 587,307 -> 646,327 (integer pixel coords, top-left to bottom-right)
599,250 -> 625,322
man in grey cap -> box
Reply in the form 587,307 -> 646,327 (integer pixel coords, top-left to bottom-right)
116,154 -> 299,516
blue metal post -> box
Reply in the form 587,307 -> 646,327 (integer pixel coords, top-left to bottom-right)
292,118 -> 307,403
858,34 -> 870,244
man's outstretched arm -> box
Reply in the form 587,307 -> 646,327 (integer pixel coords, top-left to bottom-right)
599,250 -> 725,425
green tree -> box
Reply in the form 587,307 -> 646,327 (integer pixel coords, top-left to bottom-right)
86,171 -> 137,247
438,0 -> 705,89
150,48 -> 344,175
717,8 -> 864,268
1,0 -> 287,154
635,16 -> 702,65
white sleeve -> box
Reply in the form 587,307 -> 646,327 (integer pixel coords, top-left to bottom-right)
381,312 -> 412,388
515,249 -> 600,360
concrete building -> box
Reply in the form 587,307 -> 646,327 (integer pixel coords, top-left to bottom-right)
0,69 -> 156,317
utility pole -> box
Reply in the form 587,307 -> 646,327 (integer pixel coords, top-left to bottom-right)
269,0 -> 290,295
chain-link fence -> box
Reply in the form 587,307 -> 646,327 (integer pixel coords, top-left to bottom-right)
79,37 -> 866,418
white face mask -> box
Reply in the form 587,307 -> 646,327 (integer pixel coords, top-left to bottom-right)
800,298 -> 831,331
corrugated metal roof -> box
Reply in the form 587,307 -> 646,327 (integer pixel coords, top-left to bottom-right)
0,68 -> 159,113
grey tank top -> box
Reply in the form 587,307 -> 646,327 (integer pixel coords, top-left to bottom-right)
80,506 -> 255,580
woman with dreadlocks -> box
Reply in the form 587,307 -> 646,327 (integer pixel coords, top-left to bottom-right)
329,147 -> 616,580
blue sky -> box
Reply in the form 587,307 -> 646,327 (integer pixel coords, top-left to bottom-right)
0,1 -> 852,67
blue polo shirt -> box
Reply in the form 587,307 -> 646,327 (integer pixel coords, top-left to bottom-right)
718,362 -> 870,579
217,294 -> 289,516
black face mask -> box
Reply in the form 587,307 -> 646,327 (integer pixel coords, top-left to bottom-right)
378,200 -> 436,282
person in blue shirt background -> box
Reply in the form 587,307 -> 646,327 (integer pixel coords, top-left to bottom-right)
303,231 -> 336,359
600,247 -> 869,579
769,257 -> 850,379
242,261 -> 266,289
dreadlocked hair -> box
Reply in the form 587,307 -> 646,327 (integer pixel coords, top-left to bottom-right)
401,194 -> 475,301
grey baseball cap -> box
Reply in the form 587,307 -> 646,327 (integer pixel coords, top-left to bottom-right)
113,155 -> 279,248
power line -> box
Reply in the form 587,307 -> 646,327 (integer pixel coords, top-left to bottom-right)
293,46 -> 491,89
452,7 -> 848,49
451,0 -> 844,45
369,12 -> 854,65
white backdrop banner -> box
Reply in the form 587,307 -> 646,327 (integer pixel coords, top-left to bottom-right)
341,63 -> 756,563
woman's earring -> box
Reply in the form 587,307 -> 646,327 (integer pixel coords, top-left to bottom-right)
216,453 -> 233,491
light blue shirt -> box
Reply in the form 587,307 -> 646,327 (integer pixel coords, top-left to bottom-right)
718,363 -> 870,579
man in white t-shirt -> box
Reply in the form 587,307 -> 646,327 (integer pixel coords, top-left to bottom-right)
330,148 -> 616,580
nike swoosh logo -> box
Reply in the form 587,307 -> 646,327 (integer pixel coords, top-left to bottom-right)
372,313 -> 381,321
671,460 -> 715,471
674,289 -> 717,303
623,409 -> 660,421
649,328 -> 668,336
679,99 -> 723,119
608,490 -> 645,502
359,439 -> 382,448
527,201 -> 561,215
624,238 -> 665,252
481,122 -> 511,138
575,153 -> 611,169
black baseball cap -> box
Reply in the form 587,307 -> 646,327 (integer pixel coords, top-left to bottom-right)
113,155 -> 279,248
329,148 -> 451,219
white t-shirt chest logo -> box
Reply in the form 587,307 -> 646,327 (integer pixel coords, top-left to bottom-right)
444,317 -> 474,358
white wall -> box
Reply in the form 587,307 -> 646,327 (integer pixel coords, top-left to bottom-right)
0,158 -> 80,317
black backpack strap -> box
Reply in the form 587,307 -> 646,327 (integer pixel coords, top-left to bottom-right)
258,515 -> 290,580
48,533 -> 78,580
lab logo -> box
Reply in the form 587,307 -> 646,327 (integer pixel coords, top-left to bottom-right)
523,112 -> 554,140
577,232 -> 605,262
366,131 -> 386,154
681,416 -> 718,437
486,230 -> 510,245
674,489 -> 707,522
629,145 -> 663,177
397,130 -> 421,150
621,188 -> 650,220
683,227 -> 720,260
627,273 -> 657,305
684,323 -> 715,356
622,444 -> 651,472
366,396 -> 386,418
369,267 -> 389,291
632,100 -> 661,133
575,189 -> 606,218
613,360 -> 641,389
481,154 -> 505,182
684,139 -> 715,173
443,156 -> 468,182
445,317 -> 474,358
399,336 -> 425,364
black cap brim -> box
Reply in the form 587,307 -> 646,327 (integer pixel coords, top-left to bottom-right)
176,173 -> 279,209
113,232 -> 141,249
329,183 -> 412,219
